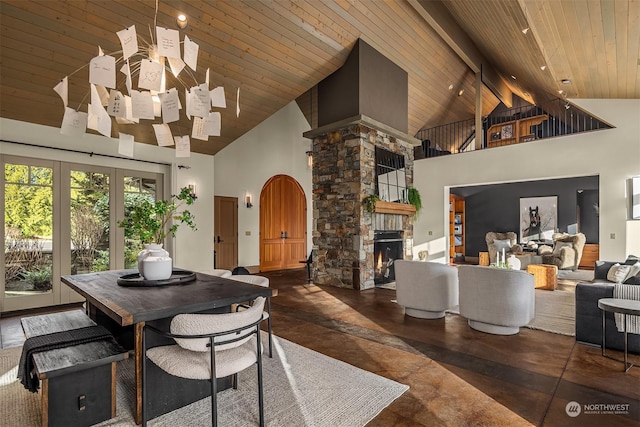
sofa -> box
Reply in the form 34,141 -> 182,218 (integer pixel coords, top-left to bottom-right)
575,257 -> 640,353
394,260 -> 458,319
458,265 -> 535,335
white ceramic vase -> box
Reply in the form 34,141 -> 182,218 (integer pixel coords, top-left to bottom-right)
507,254 -> 521,270
138,243 -> 172,280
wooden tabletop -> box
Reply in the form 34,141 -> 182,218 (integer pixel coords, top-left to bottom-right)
61,270 -> 276,326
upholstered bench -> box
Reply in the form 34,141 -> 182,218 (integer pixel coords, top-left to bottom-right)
20,310 -> 128,427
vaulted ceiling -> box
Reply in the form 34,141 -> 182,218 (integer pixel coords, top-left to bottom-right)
1,1 -> 638,156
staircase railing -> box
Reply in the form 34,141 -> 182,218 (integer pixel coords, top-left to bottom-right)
414,98 -> 613,159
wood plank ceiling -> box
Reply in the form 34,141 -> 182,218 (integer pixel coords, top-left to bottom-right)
1,0 -> 638,156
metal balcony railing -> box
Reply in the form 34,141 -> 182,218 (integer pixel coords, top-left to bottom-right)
414,98 -> 614,159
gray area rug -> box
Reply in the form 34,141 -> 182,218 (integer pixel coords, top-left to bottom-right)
0,334 -> 408,427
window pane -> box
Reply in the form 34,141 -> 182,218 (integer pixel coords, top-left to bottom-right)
4,163 -> 28,184
123,176 -> 156,269
4,164 -> 53,296
70,169 -> 110,274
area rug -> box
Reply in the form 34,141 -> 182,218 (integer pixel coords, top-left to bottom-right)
0,334 -> 408,427
524,289 -> 575,336
446,288 -> 575,336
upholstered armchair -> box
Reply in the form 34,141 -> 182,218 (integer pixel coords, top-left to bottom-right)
485,232 -> 523,265
542,232 -> 586,270
458,265 -> 535,335
395,260 -> 459,319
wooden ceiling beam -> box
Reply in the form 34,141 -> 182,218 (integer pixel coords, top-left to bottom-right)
409,0 -> 513,107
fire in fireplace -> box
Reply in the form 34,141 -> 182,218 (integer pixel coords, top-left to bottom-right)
373,231 -> 403,285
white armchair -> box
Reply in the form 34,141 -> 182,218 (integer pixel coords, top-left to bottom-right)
458,265 -> 535,335
394,260 -> 459,319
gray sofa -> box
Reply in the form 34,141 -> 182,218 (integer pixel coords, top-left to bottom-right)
575,259 -> 640,354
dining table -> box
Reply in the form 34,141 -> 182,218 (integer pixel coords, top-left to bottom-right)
61,269 -> 275,424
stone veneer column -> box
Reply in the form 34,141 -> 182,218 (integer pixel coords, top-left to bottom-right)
308,120 -> 416,290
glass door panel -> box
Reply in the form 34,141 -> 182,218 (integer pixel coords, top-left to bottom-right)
123,175 -> 157,268
3,160 -> 56,310
70,169 -> 110,274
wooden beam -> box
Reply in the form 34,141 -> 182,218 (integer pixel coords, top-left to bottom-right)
409,0 -> 513,107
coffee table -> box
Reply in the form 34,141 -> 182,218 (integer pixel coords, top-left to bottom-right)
598,298 -> 640,372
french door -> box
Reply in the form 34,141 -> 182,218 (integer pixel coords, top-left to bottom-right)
2,155 -> 162,313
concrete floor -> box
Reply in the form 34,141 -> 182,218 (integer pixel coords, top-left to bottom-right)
2,268 -> 639,426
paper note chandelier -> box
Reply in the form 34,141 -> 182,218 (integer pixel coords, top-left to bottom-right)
53,8 -> 239,158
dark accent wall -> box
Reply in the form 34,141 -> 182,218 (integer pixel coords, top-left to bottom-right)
318,39 -> 408,133
452,176 -> 599,257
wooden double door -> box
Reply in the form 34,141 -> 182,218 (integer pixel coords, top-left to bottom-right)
259,175 -> 307,272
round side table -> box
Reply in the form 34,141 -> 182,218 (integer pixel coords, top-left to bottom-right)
598,298 -> 640,372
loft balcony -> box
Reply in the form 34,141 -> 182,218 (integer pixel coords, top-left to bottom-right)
414,98 -> 614,160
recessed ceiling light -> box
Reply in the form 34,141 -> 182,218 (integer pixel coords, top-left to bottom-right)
522,28 -> 529,34
540,65 -> 547,71
176,14 -> 188,29
561,79 -> 571,84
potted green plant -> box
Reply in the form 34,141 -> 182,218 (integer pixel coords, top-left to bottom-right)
407,187 -> 422,216
362,194 -> 380,214
118,186 -> 197,279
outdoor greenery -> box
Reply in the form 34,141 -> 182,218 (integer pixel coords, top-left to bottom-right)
118,186 -> 197,245
4,164 -> 53,238
22,266 -> 52,291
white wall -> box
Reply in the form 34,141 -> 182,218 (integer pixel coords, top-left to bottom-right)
413,99 -> 640,263
0,118 -> 216,273
214,101 -> 312,267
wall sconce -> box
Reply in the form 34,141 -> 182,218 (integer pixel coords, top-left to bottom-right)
306,150 -> 313,168
245,193 -> 253,208
188,184 -> 197,200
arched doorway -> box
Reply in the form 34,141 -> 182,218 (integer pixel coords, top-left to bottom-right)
259,175 -> 307,272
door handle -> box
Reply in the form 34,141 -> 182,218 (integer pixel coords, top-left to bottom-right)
216,236 -> 223,243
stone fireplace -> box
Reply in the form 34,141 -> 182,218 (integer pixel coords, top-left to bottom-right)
304,118 -> 418,290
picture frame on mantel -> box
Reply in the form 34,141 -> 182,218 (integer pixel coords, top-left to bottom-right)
520,196 -> 557,242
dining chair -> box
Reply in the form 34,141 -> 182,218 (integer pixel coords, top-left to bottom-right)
142,297 -> 266,427
229,275 -> 273,358
210,269 -> 232,278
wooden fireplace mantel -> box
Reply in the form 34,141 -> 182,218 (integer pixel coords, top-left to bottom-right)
374,201 -> 416,216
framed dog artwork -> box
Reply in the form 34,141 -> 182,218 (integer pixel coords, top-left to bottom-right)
520,196 -> 557,242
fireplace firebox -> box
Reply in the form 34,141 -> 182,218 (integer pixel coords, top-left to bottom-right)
373,231 -> 403,285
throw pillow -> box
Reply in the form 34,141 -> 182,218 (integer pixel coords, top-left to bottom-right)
552,241 -> 572,256
607,263 -> 631,283
493,239 -> 512,253
624,262 -> 640,282
624,275 -> 640,285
